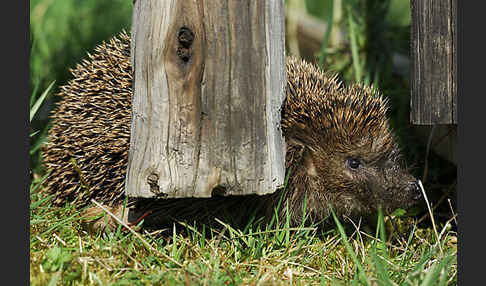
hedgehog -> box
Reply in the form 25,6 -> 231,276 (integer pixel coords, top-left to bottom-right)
42,31 -> 421,231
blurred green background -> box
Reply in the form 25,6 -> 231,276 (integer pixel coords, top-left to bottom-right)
30,0 -> 133,93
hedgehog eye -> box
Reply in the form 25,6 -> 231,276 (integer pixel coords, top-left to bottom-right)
346,158 -> 361,170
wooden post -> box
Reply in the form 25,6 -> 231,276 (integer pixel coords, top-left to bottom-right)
125,0 -> 286,199
410,0 -> 457,124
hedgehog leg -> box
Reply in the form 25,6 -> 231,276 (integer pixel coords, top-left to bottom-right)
81,204 -> 135,233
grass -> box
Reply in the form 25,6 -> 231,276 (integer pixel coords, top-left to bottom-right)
30,175 -> 457,285
30,0 -> 457,284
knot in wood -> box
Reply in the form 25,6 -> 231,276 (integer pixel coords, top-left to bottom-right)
147,173 -> 160,194
176,27 -> 194,63
178,27 -> 194,48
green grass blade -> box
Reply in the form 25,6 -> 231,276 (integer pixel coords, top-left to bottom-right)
115,197 -> 129,237
372,249 -> 392,286
30,130 -> 40,138
346,4 -> 362,83
46,268 -> 62,286
29,135 -> 47,155
375,208 -> 387,256
30,78 -> 40,107
269,170 -> 291,229
372,208 -> 392,285
91,273 -> 105,286
30,80 -> 55,122
318,0 -> 334,67
331,208 -> 369,285
420,254 -> 454,286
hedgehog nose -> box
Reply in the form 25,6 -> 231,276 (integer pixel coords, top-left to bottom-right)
408,181 -> 422,201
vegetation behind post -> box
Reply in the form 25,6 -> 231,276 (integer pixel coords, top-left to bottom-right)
125,0 -> 286,199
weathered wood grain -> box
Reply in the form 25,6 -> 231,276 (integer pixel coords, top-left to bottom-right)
125,0 -> 286,199
410,0 -> 457,124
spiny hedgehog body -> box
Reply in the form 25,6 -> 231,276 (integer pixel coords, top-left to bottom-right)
42,32 -> 421,230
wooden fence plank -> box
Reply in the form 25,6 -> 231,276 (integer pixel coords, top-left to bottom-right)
411,0 -> 457,124
125,0 -> 286,199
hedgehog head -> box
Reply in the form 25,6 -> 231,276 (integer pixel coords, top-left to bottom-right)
281,57 -> 421,224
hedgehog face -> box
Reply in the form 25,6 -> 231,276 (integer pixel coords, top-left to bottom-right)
306,134 -> 421,219
283,131 -> 421,226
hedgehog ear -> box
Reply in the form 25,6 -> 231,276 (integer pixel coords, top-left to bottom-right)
286,137 -> 318,176
287,137 -> 318,156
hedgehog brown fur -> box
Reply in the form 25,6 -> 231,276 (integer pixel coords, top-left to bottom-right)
42,32 -> 421,230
